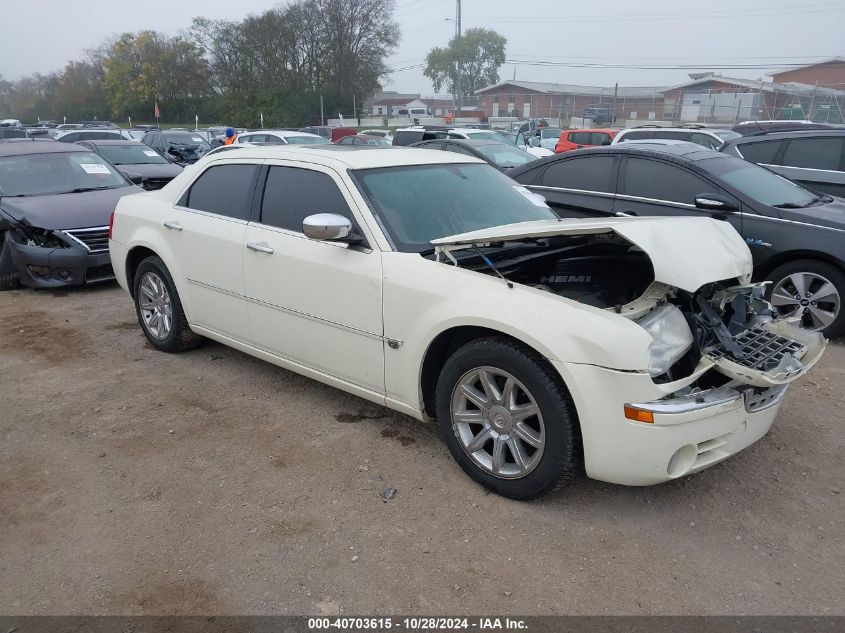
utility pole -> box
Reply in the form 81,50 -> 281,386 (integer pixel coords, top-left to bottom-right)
456,0 -> 462,120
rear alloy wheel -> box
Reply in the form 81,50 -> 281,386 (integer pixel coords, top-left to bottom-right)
133,255 -> 202,352
767,260 -> 844,338
435,336 -> 580,500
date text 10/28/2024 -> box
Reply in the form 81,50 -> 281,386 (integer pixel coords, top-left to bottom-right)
308,617 -> 528,630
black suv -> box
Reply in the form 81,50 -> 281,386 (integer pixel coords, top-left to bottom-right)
141,130 -> 211,165
720,130 -> 845,198
509,142 -> 845,337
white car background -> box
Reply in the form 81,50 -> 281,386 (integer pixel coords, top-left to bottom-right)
108,146 -> 825,499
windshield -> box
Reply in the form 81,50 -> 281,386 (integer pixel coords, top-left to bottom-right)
465,131 -> 510,142
714,130 -> 741,141
0,151 -> 128,196
475,144 -> 537,169
165,133 -> 211,148
353,163 -> 555,252
285,135 -> 331,145
699,156 -> 818,207
97,144 -> 168,165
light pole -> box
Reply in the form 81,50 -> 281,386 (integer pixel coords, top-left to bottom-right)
446,0 -> 462,119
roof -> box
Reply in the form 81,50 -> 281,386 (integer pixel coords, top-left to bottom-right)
239,130 -> 322,138
726,129 -> 845,143
0,138 -> 89,157
80,139 -> 145,146
414,138 -> 503,147
475,80 -> 664,98
767,57 -> 845,77
372,98 -> 415,106
660,74 -> 845,96
200,145 -> 483,170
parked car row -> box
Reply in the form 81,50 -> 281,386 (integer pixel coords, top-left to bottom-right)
0,123 -> 837,501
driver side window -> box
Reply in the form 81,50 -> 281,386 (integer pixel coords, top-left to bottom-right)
259,166 -> 355,233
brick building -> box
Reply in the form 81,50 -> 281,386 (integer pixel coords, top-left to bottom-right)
661,73 -> 845,124
475,81 -> 665,123
768,57 -> 845,91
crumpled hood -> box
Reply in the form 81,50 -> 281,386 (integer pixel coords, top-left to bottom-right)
431,216 -> 752,293
0,185 -> 139,230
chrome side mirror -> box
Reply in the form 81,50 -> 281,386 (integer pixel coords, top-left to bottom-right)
302,213 -> 353,241
694,194 -> 738,213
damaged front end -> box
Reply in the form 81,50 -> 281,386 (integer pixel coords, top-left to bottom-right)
631,281 -> 825,398
1,217 -> 114,288
431,218 -> 825,392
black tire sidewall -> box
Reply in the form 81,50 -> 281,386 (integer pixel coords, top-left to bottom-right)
435,338 -> 578,499
766,259 -> 845,338
0,230 -> 21,290
133,257 -> 187,352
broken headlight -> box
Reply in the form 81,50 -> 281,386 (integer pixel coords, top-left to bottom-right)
638,304 -> 694,377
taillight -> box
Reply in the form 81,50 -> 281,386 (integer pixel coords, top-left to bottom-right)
108,210 -> 116,239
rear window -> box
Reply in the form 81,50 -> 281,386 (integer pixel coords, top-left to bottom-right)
183,164 -> 259,220
618,130 -> 652,142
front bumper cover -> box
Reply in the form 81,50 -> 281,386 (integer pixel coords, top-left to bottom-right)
5,230 -> 114,289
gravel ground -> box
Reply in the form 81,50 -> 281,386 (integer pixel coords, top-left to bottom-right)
1,283 -> 843,616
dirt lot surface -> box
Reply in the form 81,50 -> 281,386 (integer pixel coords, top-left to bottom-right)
1,284 -> 843,616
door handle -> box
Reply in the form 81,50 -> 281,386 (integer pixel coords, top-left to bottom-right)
247,241 -> 274,254
163,220 -> 183,231
614,211 -> 637,217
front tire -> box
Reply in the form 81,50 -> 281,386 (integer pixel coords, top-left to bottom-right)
0,231 -> 21,291
435,336 -> 580,500
766,259 -> 844,338
133,256 -> 202,352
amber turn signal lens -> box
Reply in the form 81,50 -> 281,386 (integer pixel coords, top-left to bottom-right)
624,406 -> 654,424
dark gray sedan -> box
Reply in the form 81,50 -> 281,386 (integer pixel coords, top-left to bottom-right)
0,139 -> 141,290
77,139 -> 183,190
410,138 -> 539,172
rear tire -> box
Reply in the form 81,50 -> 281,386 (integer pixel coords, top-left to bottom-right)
435,336 -> 580,500
766,259 -> 844,338
0,231 -> 21,291
133,255 -> 202,352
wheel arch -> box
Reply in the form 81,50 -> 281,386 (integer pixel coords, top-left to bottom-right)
125,245 -> 159,299
753,249 -> 845,281
419,325 -> 577,420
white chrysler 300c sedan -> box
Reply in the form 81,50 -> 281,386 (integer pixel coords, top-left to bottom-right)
108,146 -> 826,499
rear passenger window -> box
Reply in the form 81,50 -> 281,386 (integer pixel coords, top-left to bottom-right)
183,164 -> 259,220
782,138 -> 845,171
623,158 -> 713,205
542,156 -> 616,193
260,166 -> 353,232
568,132 -> 592,145
736,140 -> 782,164
591,132 -> 612,145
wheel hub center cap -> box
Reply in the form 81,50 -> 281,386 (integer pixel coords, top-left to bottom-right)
800,298 -> 810,307
487,405 -> 513,433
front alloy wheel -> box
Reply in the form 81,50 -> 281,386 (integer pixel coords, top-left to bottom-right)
451,366 -> 545,479
435,336 -> 580,500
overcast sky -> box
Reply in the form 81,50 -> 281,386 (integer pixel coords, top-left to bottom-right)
0,0 -> 842,93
